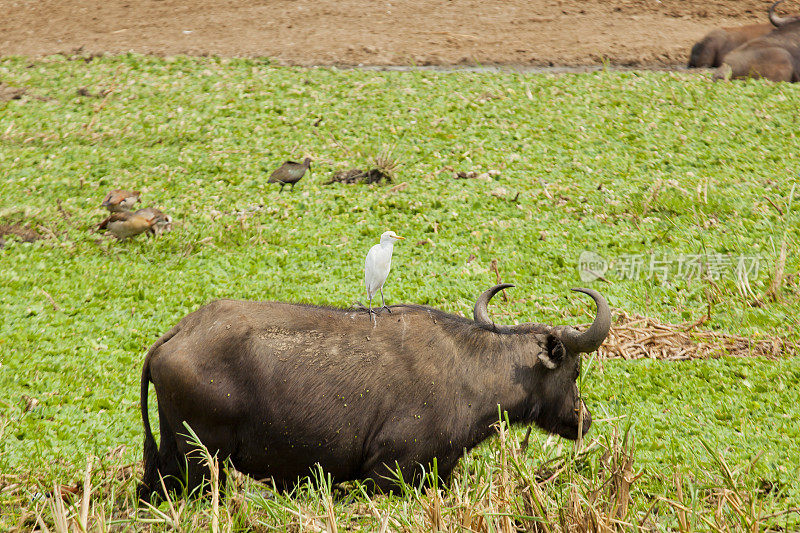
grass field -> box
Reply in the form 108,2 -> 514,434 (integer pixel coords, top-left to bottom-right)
1,55 -> 799,530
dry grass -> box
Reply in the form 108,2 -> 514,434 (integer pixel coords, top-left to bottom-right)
3,307 -> 794,531
6,316 -> 795,531
325,167 -> 393,185
13,418 -> 798,532
597,310 -> 787,361
324,145 -> 401,185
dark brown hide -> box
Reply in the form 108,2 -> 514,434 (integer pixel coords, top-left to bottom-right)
137,287 -> 609,500
688,24 -> 773,68
714,1 -> 800,81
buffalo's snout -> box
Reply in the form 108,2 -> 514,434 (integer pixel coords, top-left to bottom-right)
579,402 -> 592,436
562,401 -> 592,440
547,398 -> 592,441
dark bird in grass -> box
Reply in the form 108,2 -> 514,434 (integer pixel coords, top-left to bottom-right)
268,157 -> 312,192
135,207 -> 173,236
101,189 -> 141,212
97,210 -> 157,240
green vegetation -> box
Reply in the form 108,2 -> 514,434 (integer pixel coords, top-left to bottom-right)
1,54 -> 799,529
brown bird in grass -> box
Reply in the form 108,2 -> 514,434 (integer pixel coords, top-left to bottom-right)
135,207 -> 173,236
101,189 -> 141,212
268,157 -> 312,192
97,210 -> 156,240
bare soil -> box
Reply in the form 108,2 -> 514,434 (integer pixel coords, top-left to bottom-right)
0,223 -> 42,248
0,0 -> 783,66
0,83 -> 25,101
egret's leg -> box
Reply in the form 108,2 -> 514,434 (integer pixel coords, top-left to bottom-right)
368,296 -> 376,325
380,288 -> 392,314
279,183 -> 285,193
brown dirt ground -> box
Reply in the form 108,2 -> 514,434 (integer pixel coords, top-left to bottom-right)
0,0 -> 786,66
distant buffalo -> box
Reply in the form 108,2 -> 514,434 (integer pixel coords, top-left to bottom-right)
715,0 -> 800,82
688,23 -> 773,68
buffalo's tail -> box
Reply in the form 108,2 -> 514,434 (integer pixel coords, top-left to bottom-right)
137,324 -> 181,502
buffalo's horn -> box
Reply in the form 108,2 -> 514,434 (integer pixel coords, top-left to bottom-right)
769,0 -> 797,27
560,288 -> 611,354
473,283 -> 514,327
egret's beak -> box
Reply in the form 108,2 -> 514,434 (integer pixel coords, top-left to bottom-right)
395,235 -> 406,240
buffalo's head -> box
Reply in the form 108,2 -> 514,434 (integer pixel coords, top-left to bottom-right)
473,284 -> 610,440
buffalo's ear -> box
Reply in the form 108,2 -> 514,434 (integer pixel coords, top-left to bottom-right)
538,335 -> 566,369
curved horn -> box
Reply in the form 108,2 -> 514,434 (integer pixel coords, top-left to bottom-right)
473,284 -> 514,327
769,0 -> 795,27
560,288 -> 611,354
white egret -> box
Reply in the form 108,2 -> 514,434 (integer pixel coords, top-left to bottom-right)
364,230 -> 405,318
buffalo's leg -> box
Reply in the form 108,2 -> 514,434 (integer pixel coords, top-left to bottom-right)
181,454 -> 228,498
175,427 -> 233,498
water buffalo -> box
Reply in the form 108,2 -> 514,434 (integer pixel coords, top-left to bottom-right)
137,284 -> 610,500
715,0 -> 800,82
688,23 -> 773,68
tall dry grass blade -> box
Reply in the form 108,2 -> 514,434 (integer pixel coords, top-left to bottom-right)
611,429 -> 637,520
77,455 -> 93,532
35,504 -> 52,533
768,234 -> 789,301
576,401 -> 585,452
735,261 -> 758,304
658,497 -> 723,532
637,499 -> 659,532
700,440 -> 738,492
712,491 -> 726,532
495,417 -> 515,533
158,473 -> 182,528
722,489 -> 752,532
371,144 -> 401,178
139,498 -> 179,528
49,483 -> 69,533
640,178 -> 664,218
356,483 -> 403,531
182,421 -> 220,533
323,490 -> 338,533
524,480 -> 553,533
290,504 -> 327,533
377,509 -> 390,533
567,485 -> 584,533
211,457 -> 220,533
425,488 -> 443,532
767,182 -> 795,301
674,473 -> 689,533
96,499 -> 107,533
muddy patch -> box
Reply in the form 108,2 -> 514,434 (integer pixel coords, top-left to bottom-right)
0,83 -> 26,102
0,223 -> 43,248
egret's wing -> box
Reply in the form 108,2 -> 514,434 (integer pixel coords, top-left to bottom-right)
365,244 -> 391,296
364,245 -> 379,293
